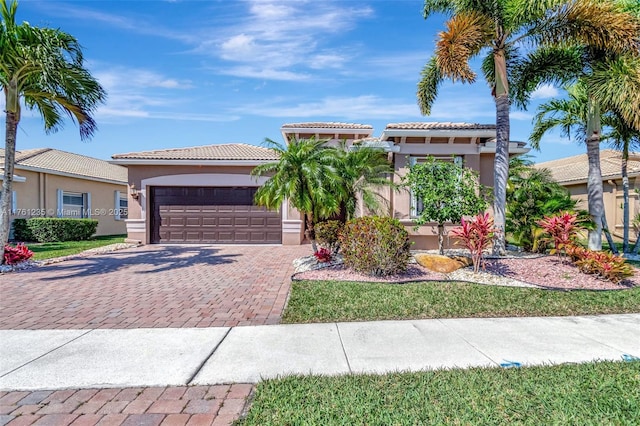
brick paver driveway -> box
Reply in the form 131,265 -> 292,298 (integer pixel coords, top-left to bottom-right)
0,245 -> 310,330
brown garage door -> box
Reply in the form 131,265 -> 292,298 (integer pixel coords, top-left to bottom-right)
150,186 -> 281,244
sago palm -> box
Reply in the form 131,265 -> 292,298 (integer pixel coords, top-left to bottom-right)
251,137 -> 340,252
0,0 -> 106,258
418,0 -> 638,255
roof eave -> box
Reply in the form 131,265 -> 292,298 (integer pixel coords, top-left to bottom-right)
13,165 -> 127,186
110,159 -> 275,166
381,128 -> 497,140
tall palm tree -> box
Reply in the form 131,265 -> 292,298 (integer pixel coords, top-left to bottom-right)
330,141 -> 397,222
602,112 -> 640,253
513,1 -> 640,250
0,0 -> 106,258
530,83 -> 640,252
418,0 -> 638,255
251,137 -> 340,252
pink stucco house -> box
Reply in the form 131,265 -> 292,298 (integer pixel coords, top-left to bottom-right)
112,122 -> 528,250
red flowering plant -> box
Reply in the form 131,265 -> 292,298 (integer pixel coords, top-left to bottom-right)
313,247 -> 332,263
450,212 -> 495,273
3,243 -> 34,265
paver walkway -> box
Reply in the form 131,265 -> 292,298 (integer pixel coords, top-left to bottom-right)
0,384 -> 253,426
0,245 -> 310,330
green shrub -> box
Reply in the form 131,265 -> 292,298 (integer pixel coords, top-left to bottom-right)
315,220 -> 343,253
339,216 -> 411,276
26,218 -> 98,242
12,218 -> 34,242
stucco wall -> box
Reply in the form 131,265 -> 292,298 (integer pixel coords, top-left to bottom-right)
391,150 -> 495,250
10,169 -> 127,237
565,177 -> 640,242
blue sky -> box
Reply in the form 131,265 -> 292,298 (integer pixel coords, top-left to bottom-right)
6,0 -> 587,163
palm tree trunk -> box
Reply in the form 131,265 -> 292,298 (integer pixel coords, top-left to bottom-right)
586,97 -> 604,251
492,49 -> 509,256
492,95 -> 510,256
622,143 -> 629,253
304,212 -> 318,252
1,111 -> 19,263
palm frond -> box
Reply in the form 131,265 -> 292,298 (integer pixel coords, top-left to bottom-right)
510,45 -> 584,108
423,0 -> 456,19
587,55 -> 640,131
417,56 -> 443,115
532,0 -> 640,56
435,11 -> 494,82
504,0 -> 568,30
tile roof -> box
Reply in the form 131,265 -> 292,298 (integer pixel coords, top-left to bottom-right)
281,122 -> 373,130
535,149 -> 640,184
111,143 -> 279,161
385,122 -> 496,130
0,148 -> 127,184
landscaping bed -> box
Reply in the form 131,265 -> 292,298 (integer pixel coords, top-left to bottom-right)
294,254 -> 639,291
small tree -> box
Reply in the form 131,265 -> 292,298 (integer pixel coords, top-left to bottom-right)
405,157 -> 488,254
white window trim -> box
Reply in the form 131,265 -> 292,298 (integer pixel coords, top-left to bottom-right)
57,190 -> 91,218
11,191 -> 17,214
114,190 -> 128,221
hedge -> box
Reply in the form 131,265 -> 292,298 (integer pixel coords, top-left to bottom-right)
13,218 -> 98,242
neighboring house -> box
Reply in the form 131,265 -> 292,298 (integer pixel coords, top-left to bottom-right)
535,149 -> 640,241
114,122 -> 529,249
0,148 -> 128,237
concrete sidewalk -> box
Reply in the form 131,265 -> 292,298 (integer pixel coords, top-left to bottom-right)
1,314 -> 639,391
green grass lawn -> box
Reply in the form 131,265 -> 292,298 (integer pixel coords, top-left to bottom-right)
282,280 -> 640,323
238,361 -> 640,426
26,235 -> 126,260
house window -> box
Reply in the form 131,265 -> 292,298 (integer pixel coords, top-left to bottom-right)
115,191 -> 128,220
409,155 -> 463,217
57,190 -> 90,218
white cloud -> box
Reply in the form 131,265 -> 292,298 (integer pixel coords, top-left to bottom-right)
201,0 -> 374,80
531,84 -> 559,100
236,95 -> 421,119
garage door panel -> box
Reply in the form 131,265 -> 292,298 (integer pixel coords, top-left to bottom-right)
151,186 -> 281,244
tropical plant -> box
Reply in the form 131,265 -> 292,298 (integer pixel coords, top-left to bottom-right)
515,1 -> 640,251
506,156 -> 579,252
339,216 -> 411,277
566,244 -> 634,283
0,0 -> 106,262
418,0 -> 639,255
602,112 -> 640,253
537,212 -> 583,258
3,242 -> 32,265
330,141 -> 396,222
252,137 -> 340,252
404,156 -> 488,254
450,212 -> 496,273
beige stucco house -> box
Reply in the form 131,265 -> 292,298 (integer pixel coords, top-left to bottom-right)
114,122 -> 529,249
536,149 -> 640,241
1,148 -> 128,237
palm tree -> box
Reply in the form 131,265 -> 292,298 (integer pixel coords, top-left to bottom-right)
418,0 -> 638,255
251,137 -> 340,252
602,112 -> 640,253
512,2 -> 640,250
0,0 -> 106,259
330,141 -> 397,222
507,156 -> 579,252
530,83 -> 640,252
